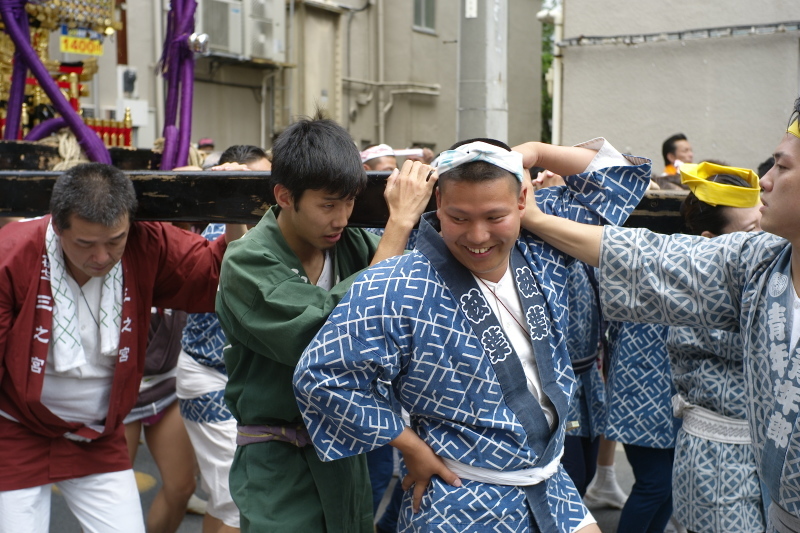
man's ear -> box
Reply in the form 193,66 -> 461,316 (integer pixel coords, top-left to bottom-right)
700,230 -> 717,239
435,186 -> 444,220
667,152 -> 677,165
274,184 -> 293,210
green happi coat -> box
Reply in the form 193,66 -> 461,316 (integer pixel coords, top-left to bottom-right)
216,206 -> 380,532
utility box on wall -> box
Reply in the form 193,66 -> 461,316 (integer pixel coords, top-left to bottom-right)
196,0 -> 285,62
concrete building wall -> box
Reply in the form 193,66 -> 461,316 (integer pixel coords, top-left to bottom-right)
339,0 -> 460,154
560,0 -> 800,171
75,0 -> 541,154
508,0 -> 541,146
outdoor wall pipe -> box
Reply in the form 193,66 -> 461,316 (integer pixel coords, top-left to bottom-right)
537,5 -> 563,146
377,0 -> 385,143
1,0 -> 110,162
153,0 -> 166,136
382,88 -> 440,118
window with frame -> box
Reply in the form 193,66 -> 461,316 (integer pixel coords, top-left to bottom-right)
414,0 -> 435,32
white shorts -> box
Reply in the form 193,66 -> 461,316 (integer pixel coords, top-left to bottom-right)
183,417 -> 240,527
0,469 -> 145,533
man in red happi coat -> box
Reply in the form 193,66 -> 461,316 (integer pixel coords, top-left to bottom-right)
0,163 -> 242,532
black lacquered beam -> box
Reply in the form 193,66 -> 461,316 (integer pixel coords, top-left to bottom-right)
0,170 -> 687,232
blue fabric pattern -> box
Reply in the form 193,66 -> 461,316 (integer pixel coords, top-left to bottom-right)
565,262 -> 605,439
605,322 -> 680,448
668,326 -> 765,532
179,389 -> 232,423
181,223 -> 227,373
599,226 -> 799,517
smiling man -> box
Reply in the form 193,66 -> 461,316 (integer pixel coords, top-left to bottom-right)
0,163 -> 239,532
293,137 -> 650,533
215,115 -> 435,533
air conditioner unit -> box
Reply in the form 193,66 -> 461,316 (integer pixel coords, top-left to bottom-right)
197,0 -> 244,57
243,0 -> 285,62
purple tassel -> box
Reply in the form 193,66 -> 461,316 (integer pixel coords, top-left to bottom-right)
160,124 -> 179,170
0,0 -> 110,163
25,117 -> 68,141
5,4 -> 30,140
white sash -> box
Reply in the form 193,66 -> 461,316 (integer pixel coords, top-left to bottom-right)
442,451 -> 562,487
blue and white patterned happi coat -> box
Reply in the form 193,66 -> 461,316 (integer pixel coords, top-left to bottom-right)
668,326 -> 766,533
294,153 -> 650,533
178,223 -> 233,424
565,262 -> 606,440
605,321 -> 680,448
599,226 -> 799,520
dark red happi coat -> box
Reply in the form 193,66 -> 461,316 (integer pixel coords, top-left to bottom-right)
0,216 -> 226,490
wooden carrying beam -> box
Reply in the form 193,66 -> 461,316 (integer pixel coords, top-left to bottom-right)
0,171 -> 688,233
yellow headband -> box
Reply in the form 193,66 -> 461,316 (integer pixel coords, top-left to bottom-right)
679,161 -> 760,208
788,119 -> 800,139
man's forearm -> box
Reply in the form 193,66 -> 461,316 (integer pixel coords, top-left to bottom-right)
514,142 -> 597,177
371,217 -> 415,265
224,223 -> 247,244
523,213 -> 603,267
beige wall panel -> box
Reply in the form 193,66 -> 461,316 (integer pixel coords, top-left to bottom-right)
508,0 -> 541,145
299,10 -> 339,119
561,33 -> 800,170
564,0 -> 800,36
191,79 -> 263,150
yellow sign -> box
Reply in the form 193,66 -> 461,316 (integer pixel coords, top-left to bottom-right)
59,26 -> 104,56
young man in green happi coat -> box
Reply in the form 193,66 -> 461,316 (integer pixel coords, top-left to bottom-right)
216,115 -> 435,532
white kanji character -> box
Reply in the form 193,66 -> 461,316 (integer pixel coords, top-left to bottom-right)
768,302 -> 787,342
118,346 -> 130,363
789,355 -> 800,381
123,287 -> 131,303
30,357 -> 45,374
770,342 -> 790,375
526,305 -> 548,341
40,255 -> 50,281
121,317 -> 132,333
35,295 -> 53,312
775,378 -> 800,416
33,326 -> 49,344
767,411 -> 792,448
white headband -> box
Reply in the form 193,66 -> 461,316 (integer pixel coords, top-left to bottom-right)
433,141 -> 523,182
360,144 -> 395,163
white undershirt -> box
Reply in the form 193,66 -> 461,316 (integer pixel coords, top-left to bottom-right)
474,267 -> 556,429
316,250 -> 336,290
40,275 -> 115,427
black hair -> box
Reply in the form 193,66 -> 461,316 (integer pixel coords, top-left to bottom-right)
448,138 -> 512,151
438,137 -> 520,194
757,157 -> 775,178
270,114 -> 365,207
680,173 -> 753,236
788,97 -> 800,131
662,133 -> 688,166
219,145 -> 270,165
50,163 -> 138,230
